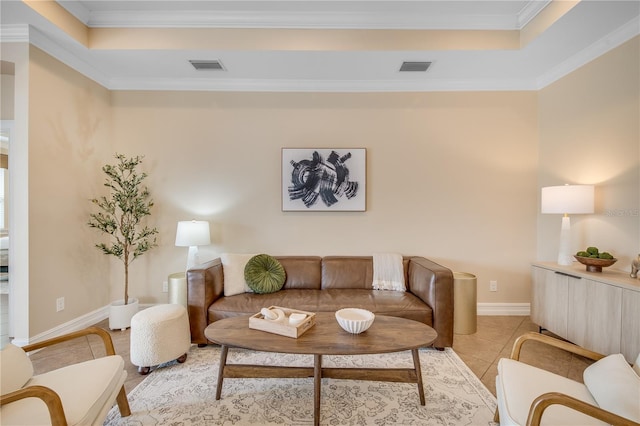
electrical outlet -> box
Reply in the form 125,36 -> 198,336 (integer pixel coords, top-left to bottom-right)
162,280 -> 168,293
490,280 -> 498,292
56,297 -> 65,312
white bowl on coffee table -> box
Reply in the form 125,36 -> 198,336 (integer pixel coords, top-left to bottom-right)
335,308 -> 375,334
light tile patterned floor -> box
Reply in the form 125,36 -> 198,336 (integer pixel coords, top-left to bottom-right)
452,316 -> 593,395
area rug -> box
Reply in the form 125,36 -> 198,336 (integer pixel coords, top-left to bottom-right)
105,345 -> 496,425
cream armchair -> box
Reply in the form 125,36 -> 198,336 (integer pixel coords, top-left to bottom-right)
494,332 -> 640,426
0,326 -> 131,425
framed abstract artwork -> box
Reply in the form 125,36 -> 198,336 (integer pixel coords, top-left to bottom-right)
282,148 -> 366,211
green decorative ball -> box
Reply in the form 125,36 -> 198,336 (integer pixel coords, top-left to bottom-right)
244,254 -> 286,294
586,246 -> 599,255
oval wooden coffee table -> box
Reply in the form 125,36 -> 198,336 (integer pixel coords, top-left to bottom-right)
205,312 -> 438,426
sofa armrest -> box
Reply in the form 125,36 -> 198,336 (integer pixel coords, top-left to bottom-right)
408,257 -> 454,348
186,259 -> 224,344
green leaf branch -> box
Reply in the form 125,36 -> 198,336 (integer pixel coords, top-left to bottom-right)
88,154 -> 158,305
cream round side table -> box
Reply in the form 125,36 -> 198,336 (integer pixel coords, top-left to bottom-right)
168,272 -> 187,307
453,272 -> 477,334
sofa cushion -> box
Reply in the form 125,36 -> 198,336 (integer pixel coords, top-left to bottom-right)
244,254 -> 286,294
1,355 -> 125,426
278,256 -> 322,289
583,353 -> 640,423
321,257 -> 374,289
208,289 -> 433,325
0,344 -> 34,394
221,253 -> 256,296
496,358 -> 606,425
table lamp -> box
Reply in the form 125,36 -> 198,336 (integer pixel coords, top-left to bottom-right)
175,220 -> 211,271
541,184 -> 594,265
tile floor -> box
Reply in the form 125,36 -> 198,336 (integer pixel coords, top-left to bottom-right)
27,315 -> 594,398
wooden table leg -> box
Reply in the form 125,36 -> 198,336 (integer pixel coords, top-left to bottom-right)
215,345 -> 229,400
412,349 -> 425,405
314,354 -> 322,426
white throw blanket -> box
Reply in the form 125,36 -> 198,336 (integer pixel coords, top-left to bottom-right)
372,253 -> 406,291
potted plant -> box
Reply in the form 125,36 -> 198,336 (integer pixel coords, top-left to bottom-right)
88,154 -> 158,330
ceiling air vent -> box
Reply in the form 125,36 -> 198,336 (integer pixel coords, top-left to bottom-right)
399,61 -> 432,72
189,60 -> 225,71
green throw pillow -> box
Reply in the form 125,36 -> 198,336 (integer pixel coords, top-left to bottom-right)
244,254 -> 286,294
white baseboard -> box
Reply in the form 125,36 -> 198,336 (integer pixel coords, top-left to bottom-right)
477,303 -> 530,316
11,303 -> 154,347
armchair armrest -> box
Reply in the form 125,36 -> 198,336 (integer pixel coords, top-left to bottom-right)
510,332 -> 605,362
407,256 -> 454,348
0,385 -> 67,425
22,326 -> 116,356
1,326 -> 131,423
527,392 -> 640,426
493,332 -> 617,426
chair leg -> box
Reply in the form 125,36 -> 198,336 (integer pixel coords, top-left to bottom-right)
116,386 -> 131,417
177,353 -> 188,363
138,366 -> 151,375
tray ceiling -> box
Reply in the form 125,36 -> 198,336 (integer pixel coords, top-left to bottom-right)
0,0 -> 638,92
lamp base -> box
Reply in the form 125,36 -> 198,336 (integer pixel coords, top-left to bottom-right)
186,246 -> 200,271
557,215 -> 573,266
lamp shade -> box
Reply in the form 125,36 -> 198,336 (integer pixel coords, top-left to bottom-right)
541,185 -> 594,214
175,220 -> 211,247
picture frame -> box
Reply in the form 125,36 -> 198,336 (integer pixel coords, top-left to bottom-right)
282,148 -> 366,211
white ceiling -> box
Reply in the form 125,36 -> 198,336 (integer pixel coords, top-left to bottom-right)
1,1 -> 639,92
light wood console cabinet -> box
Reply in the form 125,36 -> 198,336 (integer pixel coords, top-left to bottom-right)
531,262 -> 640,363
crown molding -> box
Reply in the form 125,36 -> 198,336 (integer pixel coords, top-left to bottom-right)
74,1 -> 551,30
517,0 -> 552,29
0,24 -> 30,42
107,76 -> 538,92
66,0 -> 549,30
536,15 -> 640,89
85,10 -> 522,30
57,1 -> 91,25
27,26 -> 111,88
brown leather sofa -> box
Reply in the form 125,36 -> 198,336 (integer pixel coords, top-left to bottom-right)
186,256 -> 454,348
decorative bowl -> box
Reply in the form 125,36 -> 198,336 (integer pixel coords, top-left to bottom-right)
335,308 -> 375,334
574,255 -> 617,272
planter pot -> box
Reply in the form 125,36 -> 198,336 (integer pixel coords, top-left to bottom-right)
109,298 -> 139,330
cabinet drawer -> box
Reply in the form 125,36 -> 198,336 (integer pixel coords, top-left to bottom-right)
531,267 -> 568,336
621,289 -> 640,362
567,279 -> 622,355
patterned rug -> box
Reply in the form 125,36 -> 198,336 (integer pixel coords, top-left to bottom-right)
105,345 -> 496,425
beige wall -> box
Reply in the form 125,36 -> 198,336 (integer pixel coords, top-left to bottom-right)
110,91 -> 539,305
16,36 -> 639,338
538,36 -> 640,269
28,46 -> 113,335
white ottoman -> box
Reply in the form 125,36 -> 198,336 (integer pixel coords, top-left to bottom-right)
130,304 -> 191,375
